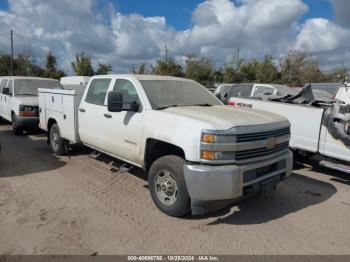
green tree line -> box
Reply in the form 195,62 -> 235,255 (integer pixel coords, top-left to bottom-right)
0,48 -> 347,86
0,50 -> 112,80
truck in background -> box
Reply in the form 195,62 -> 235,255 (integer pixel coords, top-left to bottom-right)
0,76 -> 62,135
38,74 -> 293,217
229,84 -> 350,174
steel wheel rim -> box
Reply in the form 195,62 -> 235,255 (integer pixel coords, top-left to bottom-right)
154,169 -> 178,206
51,129 -> 59,151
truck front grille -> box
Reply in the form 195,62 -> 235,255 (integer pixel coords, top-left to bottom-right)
236,127 -> 290,142
235,142 -> 289,161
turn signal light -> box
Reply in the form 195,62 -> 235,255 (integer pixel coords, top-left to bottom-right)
228,101 -> 235,106
201,150 -> 215,160
19,111 -> 37,117
202,134 -> 215,143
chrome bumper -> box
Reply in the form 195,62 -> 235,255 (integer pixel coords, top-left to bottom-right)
184,150 -> 293,202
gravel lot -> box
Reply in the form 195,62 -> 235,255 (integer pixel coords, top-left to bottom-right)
0,122 -> 349,255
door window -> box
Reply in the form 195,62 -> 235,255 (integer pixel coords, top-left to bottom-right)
113,79 -> 140,104
85,78 -> 111,105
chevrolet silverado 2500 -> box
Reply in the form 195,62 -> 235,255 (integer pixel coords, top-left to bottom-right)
38,75 -> 293,217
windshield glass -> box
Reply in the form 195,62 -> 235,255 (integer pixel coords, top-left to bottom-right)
140,80 -> 222,109
14,79 -> 61,96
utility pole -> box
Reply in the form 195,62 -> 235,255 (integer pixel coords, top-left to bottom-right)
165,45 -> 168,64
237,48 -> 240,70
10,29 -> 14,76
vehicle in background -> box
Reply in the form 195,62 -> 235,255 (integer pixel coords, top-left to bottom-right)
229,84 -> 350,174
307,83 -> 340,100
215,83 -> 297,104
0,76 -> 62,135
39,74 -> 292,217
60,76 -> 91,92
335,83 -> 350,104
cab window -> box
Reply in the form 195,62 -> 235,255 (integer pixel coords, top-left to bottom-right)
85,78 -> 111,105
113,79 -> 140,104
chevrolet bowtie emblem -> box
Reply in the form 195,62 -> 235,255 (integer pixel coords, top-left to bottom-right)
266,137 -> 277,149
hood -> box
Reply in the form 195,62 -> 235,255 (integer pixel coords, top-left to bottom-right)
14,96 -> 38,106
164,105 -> 287,130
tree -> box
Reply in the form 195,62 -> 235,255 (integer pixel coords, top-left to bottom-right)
153,57 -> 184,77
71,52 -> 94,76
222,51 -> 245,83
279,50 -> 324,86
44,51 -> 65,79
0,53 -> 12,76
325,67 -> 348,82
131,63 -> 150,74
185,54 -> 214,87
255,55 -> 278,83
14,49 -> 44,77
96,63 -> 112,75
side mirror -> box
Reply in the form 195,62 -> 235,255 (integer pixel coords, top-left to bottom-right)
2,87 -> 10,95
107,91 -> 140,113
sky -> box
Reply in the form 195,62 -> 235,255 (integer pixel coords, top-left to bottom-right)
0,0 -> 349,73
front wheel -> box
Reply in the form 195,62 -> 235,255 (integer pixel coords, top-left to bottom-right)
148,155 -> 190,217
11,114 -> 23,136
49,123 -> 68,155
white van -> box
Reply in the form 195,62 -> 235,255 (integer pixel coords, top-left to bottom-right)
0,76 -> 61,135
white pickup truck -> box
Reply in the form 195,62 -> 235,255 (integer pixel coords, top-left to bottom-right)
229,85 -> 350,173
38,74 -> 293,217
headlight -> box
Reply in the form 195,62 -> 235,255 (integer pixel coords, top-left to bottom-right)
19,105 -> 35,112
201,150 -> 235,161
201,133 -> 236,143
201,131 -> 236,161
19,105 -> 38,117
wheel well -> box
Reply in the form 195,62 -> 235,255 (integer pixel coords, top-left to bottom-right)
144,139 -> 185,171
47,118 -> 57,144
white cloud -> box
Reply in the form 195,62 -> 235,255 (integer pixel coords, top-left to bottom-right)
0,0 -> 348,73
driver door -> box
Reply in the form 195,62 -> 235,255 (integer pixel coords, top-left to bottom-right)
103,78 -> 144,165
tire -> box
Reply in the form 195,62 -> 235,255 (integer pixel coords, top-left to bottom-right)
11,114 -> 23,136
148,155 -> 190,217
49,123 -> 68,155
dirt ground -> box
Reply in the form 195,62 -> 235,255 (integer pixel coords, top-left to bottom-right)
0,123 -> 350,255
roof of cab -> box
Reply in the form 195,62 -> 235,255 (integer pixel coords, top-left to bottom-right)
92,74 -> 194,82
0,76 -> 59,81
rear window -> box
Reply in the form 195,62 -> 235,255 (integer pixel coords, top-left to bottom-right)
228,84 -> 253,97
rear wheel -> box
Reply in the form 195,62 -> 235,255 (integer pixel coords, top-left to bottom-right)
148,155 -> 190,217
11,113 -> 23,136
49,123 -> 68,155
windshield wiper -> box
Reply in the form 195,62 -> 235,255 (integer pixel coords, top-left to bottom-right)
16,93 -> 37,96
156,105 -> 179,110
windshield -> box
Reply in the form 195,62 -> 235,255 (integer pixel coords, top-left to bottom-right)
14,79 -> 62,96
140,80 -> 222,109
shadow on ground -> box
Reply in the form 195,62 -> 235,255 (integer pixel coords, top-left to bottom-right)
0,126 -> 66,177
202,172 -> 337,225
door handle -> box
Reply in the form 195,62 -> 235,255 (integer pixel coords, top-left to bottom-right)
104,113 -> 112,119
79,108 -> 86,113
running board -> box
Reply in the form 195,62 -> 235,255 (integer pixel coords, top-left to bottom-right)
89,151 -> 102,159
319,160 -> 350,174
119,163 -> 134,173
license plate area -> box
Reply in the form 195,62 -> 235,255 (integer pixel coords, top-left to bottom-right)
260,175 -> 280,195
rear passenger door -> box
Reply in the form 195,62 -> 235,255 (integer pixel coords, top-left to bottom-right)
78,78 -> 113,149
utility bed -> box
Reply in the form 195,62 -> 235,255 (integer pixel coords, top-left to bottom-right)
38,88 -> 84,143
